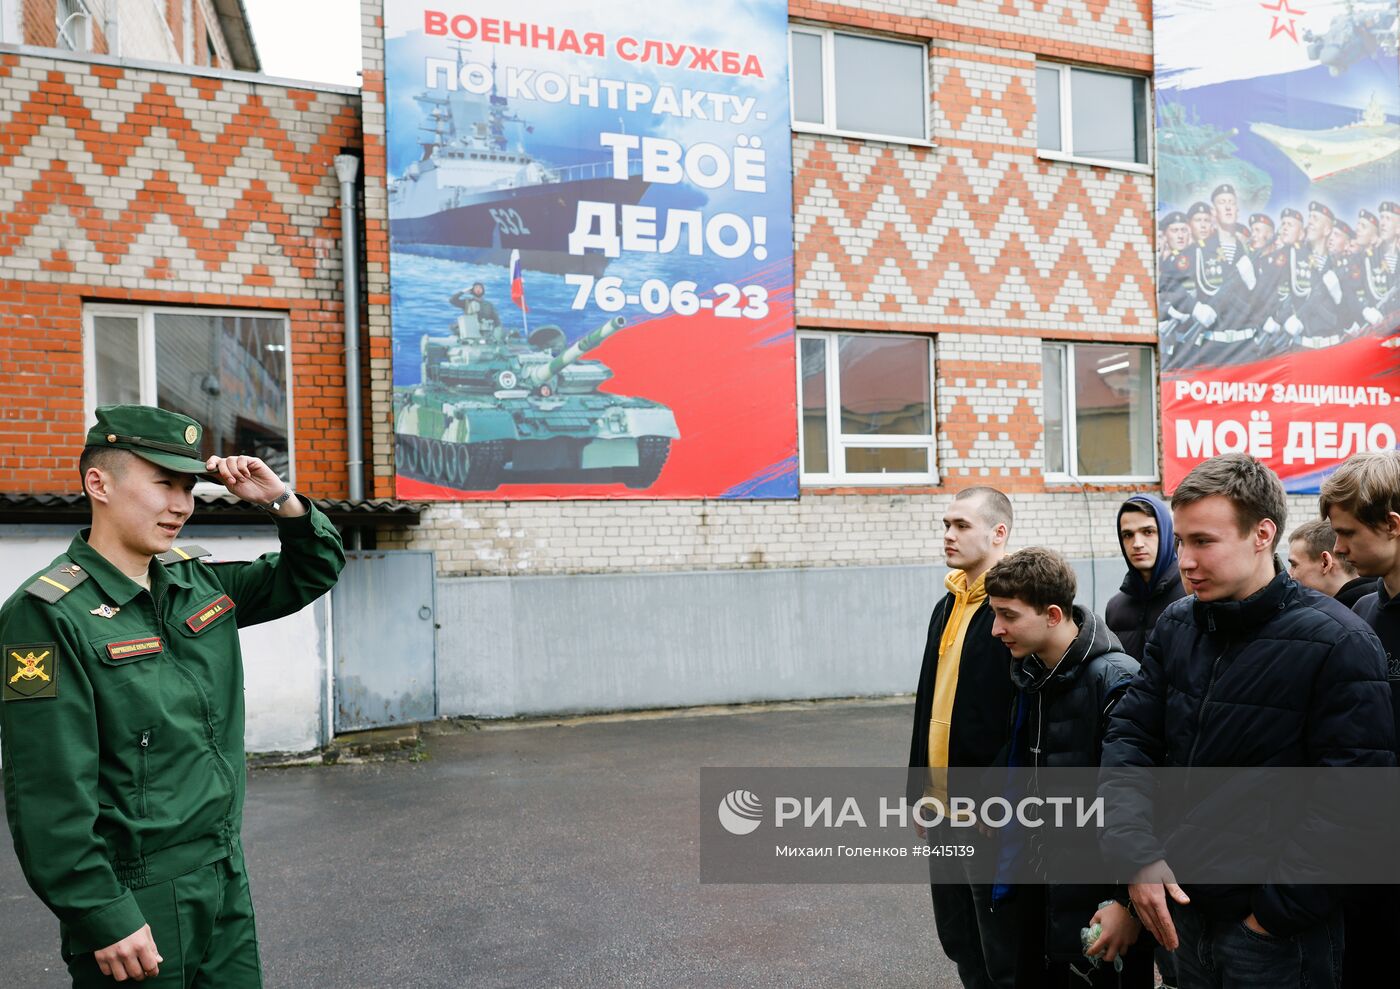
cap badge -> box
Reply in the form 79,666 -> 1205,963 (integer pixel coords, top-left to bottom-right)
184,425 -> 198,444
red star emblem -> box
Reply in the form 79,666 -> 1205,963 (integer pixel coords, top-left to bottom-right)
1260,0 -> 1307,42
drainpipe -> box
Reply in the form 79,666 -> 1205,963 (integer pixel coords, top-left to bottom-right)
334,155 -> 363,498
334,154 -> 363,550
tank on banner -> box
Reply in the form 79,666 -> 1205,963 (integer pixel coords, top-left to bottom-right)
1155,0 -> 1400,494
394,290 -> 679,491
384,1 -> 797,500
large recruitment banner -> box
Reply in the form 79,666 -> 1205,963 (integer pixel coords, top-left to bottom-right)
1155,0 -> 1400,492
384,3 -> 796,499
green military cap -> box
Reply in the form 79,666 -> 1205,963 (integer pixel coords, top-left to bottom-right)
85,405 -> 211,475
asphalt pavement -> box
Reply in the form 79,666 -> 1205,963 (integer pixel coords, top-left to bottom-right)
1,700 -> 958,988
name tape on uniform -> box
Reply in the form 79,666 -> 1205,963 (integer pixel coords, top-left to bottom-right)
106,637 -> 163,660
185,596 -> 235,634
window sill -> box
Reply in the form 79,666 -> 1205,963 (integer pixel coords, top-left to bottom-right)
801,475 -> 941,487
1043,474 -> 1161,486
1036,150 -> 1152,174
793,124 -> 934,149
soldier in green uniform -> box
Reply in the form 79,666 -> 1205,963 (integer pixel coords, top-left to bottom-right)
1,405 -> 345,986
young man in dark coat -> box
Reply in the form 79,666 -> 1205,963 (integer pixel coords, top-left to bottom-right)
1287,517 -> 1376,609
1319,450 -> 1400,989
1099,453 -> 1395,989
1104,495 -> 1187,662
986,547 -> 1153,988
907,486 -> 1019,989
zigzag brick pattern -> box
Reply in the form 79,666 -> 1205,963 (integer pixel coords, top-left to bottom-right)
0,52 -> 362,494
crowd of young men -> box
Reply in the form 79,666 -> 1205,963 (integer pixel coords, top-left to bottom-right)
1157,185 -> 1397,368
910,450 -> 1400,989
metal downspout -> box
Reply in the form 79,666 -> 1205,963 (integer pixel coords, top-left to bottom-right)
334,155 -> 364,523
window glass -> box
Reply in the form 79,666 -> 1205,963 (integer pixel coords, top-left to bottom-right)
1041,344 -> 1066,475
1036,66 -> 1062,152
791,31 -> 825,125
153,313 -> 291,478
798,332 -> 937,483
832,34 -> 925,140
799,337 -> 829,474
1070,69 -> 1146,163
55,0 -> 88,50
844,447 -> 929,474
93,316 -> 142,407
837,335 -> 931,436
1072,345 -> 1154,477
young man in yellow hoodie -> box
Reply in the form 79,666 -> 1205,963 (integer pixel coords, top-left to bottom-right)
907,487 -> 1019,988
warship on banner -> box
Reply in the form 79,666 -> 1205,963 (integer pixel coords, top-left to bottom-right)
1157,102 -> 1271,209
394,284 -> 679,492
1249,94 -> 1400,183
1303,0 -> 1398,76
388,48 -> 649,276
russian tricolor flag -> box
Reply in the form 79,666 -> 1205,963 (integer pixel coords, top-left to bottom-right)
509,249 -> 527,312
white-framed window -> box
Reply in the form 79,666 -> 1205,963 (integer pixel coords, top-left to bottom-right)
55,0 -> 92,51
789,25 -> 930,144
1042,342 -> 1157,482
1036,62 -> 1150,170
798,331 -> 938,484
84,306 -> 295,485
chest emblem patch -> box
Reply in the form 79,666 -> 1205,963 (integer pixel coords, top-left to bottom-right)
186,595 -> 235,634
90,604 -> 120,619
106,637 -> 163,661
4,643 -> 58,700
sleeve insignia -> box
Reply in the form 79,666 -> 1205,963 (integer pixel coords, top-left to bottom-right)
4,643 -> 58,700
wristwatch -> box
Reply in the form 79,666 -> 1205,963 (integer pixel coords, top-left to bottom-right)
264,484 -> 296,513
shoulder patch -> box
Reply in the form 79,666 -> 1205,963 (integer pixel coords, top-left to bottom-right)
4,642 -> 58,700
25,561 -> 91,604
156,545 -> 211,565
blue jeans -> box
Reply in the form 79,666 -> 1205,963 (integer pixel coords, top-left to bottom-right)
1168,901 -> 1343,989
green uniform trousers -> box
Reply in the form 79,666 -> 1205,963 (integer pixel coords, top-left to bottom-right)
64,856 -> 261,989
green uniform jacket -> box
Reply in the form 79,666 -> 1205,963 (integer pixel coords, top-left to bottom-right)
0,504 -> 344,954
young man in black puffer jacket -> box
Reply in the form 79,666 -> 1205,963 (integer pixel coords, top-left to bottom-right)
1099,453 -> 1396,989
987,547 -> 1153,988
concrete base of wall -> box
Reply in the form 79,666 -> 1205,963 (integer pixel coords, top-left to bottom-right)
434,557 -> 1126,719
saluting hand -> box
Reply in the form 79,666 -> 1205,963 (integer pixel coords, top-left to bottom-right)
205,456 -> 304,516
94,924 -> 161,982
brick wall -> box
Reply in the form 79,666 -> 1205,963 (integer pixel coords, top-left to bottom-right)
0,50 -> 362,495
358,0 -> 1162,576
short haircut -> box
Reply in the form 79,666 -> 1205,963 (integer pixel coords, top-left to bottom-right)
77,446 -> 134,497
1288,518 -> 1357,575
1171,453 -> 1287,550
1318,451 -> 1400,531
985,547 -> 1076,615
953,485 -> 1013,533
